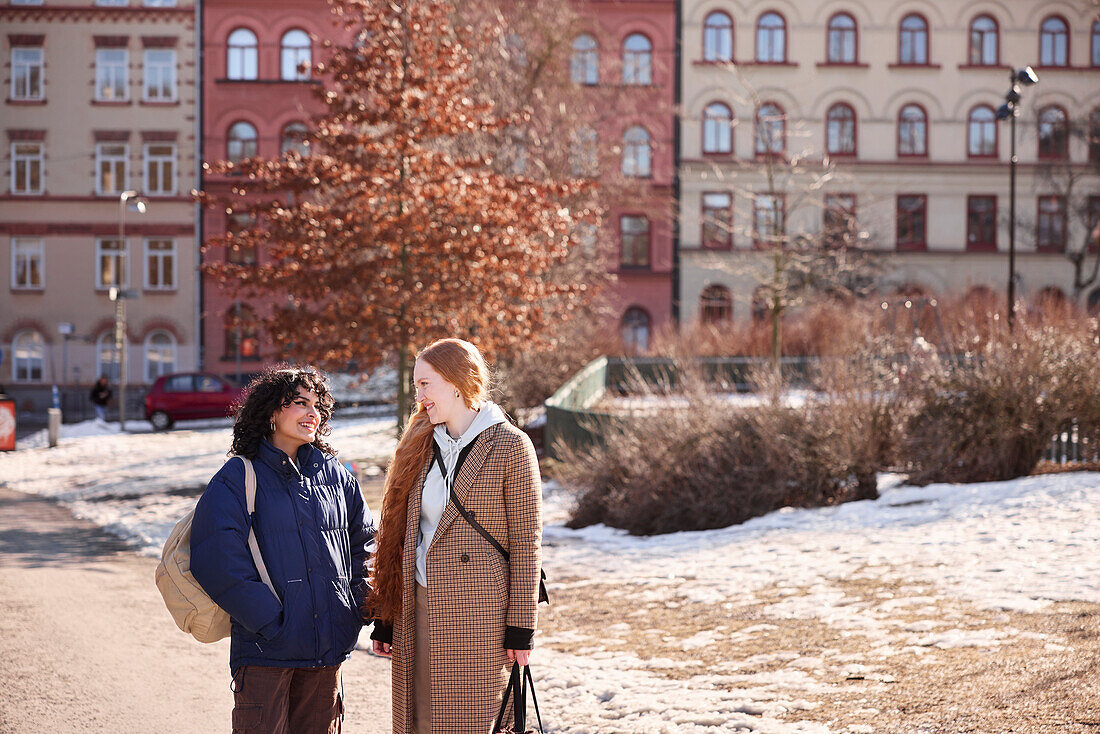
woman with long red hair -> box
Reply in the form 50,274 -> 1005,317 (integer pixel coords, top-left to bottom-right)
367,338 -> 542,734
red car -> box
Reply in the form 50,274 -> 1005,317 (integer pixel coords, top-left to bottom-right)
144,372 -> 245,431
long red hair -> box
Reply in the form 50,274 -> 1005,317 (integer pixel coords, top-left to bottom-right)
367,339 -> 490,623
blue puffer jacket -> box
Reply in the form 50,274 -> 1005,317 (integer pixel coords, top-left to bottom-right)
191,439 -> 375,670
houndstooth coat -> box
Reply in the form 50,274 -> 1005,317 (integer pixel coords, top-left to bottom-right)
391,420 -> 542,734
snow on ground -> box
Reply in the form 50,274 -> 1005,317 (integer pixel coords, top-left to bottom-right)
4,423 -> 1099,732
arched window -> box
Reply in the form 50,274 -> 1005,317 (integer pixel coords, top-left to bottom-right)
227,121 -> 258,161
1040,16 -> 1068,67
571,34 -> 598,85
569,126 -> 598,177
969,15 -> 998,66
1038,106 -> 1068,160
826,103 -> 856,156
622,33 -> 652,85
226,28 -> 258,80
224,303 -> 260,360
280,122 -> 309,156
703,12 -> 733,62
827,13 -> 857,64
621,126 -> 652,177
12,329 -> 45,382
96,331 -> 120,383
756,12 -> 786,63
897,104 -> 927,157
899,14 -> 928,65
620,215 -> 650,267
1093,20 -> 1100,67
968,105 -> 997,158
281,29 -> 311,81
620,307 -> 650,353
143,330 -> 176,383
699,285 -> 732,323
755,102 -> 784,155
702,102 -> 733,154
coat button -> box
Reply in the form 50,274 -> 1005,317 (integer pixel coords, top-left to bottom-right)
460,553 -> 470,563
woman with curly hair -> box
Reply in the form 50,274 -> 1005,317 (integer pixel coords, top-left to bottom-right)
368,338 -> 542,734
191,366 -> 376,734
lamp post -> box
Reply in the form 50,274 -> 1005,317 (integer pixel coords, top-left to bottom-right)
116,190 -> 148,430
995,66 -> 1039,330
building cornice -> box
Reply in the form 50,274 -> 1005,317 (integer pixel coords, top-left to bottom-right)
0,5 -> 193,22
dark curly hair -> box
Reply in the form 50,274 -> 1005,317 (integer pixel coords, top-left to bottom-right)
230,365 -> 337,459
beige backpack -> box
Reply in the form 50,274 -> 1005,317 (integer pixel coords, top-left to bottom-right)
154,456 -> 276,643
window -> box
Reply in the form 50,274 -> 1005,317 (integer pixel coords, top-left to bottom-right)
968,15 -> 998,66
1091,108 -> 1100,162
1090,288 -> 1100,316
753,194 -> 784,246
226,213 -> 257,265
11,47 -> 44,100
143,331 -> 176,382
897,195 -> 927,250
11,142 -> 44,195
569,126 -> 598,177
280,123 -> 309,156
622,34 -> 652,85
621,308 -> 650,352
281,29 -> 311,81
702,103 -> 733,154
96,237 -> 128,288
225,304 -> 260,360
1038,106 -> 1068,160
1037,196 -> 1066,252
620,215 -> 650,267
898,104 -> 927,157
143,49 -> 176,101
700,285 -> 732,323
95,48 -> 129,101
11,237 -> 44,289
826,13 -> 857,64
96,331 -> 120,382
144,143 -> 175,196
703,12 -> 733,62
1093,20 -> 1100,67
12,330 -> 44,382
899,14 -> 928,65
1089,196 -> 1100,252
968,105 -> 997,158
824,194 -> 856,244
826,103 -> 856,156
967,196 -> 997,250
571,34 -> 598,85
143,0 -> 178,6
96,0 -> 128,5
144,238 -> 176,289
702,192 -> 732,249
1039,16 -> 1068,67
621,126 -> 651,177
96,143 -> 128,195
755,103 -> 784,156
756,12 -> 786,63
227,29 -> 258,80
227,122 -> 258,162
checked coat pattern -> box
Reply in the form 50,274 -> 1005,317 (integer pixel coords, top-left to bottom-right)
391,421 -> 542,734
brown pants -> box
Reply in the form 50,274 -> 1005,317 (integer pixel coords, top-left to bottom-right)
231,664 -> 342,734
412,583 -> 431,734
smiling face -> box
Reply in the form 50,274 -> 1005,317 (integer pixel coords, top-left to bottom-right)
413,358 -> 465,426
270,388 -> 320,452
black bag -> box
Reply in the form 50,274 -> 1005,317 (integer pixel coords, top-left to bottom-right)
493,663 -> 544,734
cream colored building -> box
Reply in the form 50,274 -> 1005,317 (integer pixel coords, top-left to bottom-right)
678,0 -> 1100,321
1,0 -> 197,412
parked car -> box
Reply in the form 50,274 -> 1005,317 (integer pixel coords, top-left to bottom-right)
144,373 -> 245,431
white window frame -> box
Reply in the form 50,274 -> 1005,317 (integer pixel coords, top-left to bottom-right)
622,126 -> 652,178
227,29 -> 258,80
96,142 -> 129,195
12,330 -> 46,382
10,0 -> 46,5
96,0 -> 129,5
571,34 -> 598,85
95,237 -> 129,289
143,0 -> 177,6
143,330 -> 177,383
11,141 -> 44,195
280,29 -> 311,81
11,47 -> 44,101
95,48 -> 129,101
622,34 -> 652,85
143,48 -> 177,102
143,142 -> 176,196
143,238 -> 176,290
11,237 -> 45,290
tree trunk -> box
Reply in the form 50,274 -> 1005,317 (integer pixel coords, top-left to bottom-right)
396,344 -> 410,438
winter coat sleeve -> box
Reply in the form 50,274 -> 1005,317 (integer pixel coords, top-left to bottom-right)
190,466 -> 283,638
503,431 -> 541,648
343,469 -> 376,614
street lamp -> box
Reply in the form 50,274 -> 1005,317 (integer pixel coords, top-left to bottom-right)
115,190 -> 148,430
995,66 -> 1039,330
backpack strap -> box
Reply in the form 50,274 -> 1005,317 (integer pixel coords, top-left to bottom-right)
236,456 -> 278,601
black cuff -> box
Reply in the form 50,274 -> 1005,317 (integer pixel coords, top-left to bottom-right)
504,625 -> 534,650
370,622 -> 393,644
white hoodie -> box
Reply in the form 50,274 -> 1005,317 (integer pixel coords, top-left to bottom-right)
415,401 -> 508,586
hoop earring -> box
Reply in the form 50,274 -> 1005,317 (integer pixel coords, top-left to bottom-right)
269,421 -> 276,434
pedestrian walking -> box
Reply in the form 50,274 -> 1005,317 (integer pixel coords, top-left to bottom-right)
90,376 -> 111,422
368,338 -> 542,734
190,366 -> 376,734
